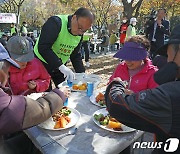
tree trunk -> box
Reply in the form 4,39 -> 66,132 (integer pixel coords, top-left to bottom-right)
122,0 -> 143,19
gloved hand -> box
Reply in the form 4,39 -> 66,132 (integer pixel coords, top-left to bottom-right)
59,64 -> 75,82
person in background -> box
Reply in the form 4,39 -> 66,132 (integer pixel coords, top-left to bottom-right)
119,16 -> 128,47
34,7 -> 95,89
96,30 -> 109,54
146,8 -> 170,59
27,33 -> 35,47
7,36 -> 51,95
109,30 -> 118,51
105,25 -> 180,154
0,43 -> 69,154
125,17 -> 137,40
81,30 -> 92,67
115,32 -> 120,50
109,35 -> 158,94
30,33 -> 36,45
10,23 -> 17,36
0,34 -> 8,48
20,21 -> 28,36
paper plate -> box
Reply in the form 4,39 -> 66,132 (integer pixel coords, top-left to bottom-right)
38,108 -> 81,130
89,88 -> 106,107
93,108 -> 136,133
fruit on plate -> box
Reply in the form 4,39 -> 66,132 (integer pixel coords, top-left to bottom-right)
95,92 -> 106,106
54,115 -> 71,128
72,83 -> 87,90
79,84 -> 86,90
72,84 -> 79,90
52,107 -> 71,129
107,118 -> 121,129
82,83 -> 87,87
94,113 -> 122,130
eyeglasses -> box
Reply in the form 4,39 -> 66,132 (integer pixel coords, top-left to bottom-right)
76,17 -> 88,33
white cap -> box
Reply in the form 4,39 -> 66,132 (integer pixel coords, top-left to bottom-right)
130,17 -> 137,24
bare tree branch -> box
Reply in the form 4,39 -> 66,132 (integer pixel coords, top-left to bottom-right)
134,0 -> 143,17
87,0 -> 97,12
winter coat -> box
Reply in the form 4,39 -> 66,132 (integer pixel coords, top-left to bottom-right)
109,34 -> 118,45
105,79 -> 180,153
9,58 -> 51,95
119,23 -> 128,44
109,58 -> 158,92
0,85 -> 65,135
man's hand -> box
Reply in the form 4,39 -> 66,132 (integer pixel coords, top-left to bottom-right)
59,64 -> 75,82
157,19 -> 162,26
28,80 -> 37,90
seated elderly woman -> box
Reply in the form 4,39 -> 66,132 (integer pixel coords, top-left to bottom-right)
109,35 -> 158,95
105,24 -> 180,154
0,42 -> 69,154
96,30 -> 109,54
7,36 -> 51,95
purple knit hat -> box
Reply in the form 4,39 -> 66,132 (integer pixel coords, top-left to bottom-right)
114,42 -> 148,61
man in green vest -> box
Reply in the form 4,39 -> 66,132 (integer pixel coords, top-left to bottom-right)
20,21 -> 28,36
125,17 -> 137,40
10,23 -> 17,36
34,7 -> 95,88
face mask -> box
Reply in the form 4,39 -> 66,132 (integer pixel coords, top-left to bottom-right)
132,22 -> 136,26
154,62 -> 179,85
122,20 -> 127,23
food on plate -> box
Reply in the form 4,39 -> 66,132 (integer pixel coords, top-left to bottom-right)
95,92 -> 106,106
94,113 -> 122,131
82,83 -> 87,87
72,84 -> 79,90
107,118 -> 121,129
52,107 -> 71,129
79,84 -> 86,90
72,83 -> 87,90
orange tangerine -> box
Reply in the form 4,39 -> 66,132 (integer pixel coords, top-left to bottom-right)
78,85 -> 87,90
82,83 -> 87,88
72,84 -> 79,90
107,120 -> 121,129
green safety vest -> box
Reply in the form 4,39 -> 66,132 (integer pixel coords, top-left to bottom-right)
21,26 -> 28,34
83,35 -> 90,41
34,15 -> 81,64
126,25 -> 136,39
11,27 -> 16,35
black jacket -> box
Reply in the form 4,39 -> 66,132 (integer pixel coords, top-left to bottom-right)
105,80 -> 180,153
37,15 -> 85,72
146,19 -> 170,47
